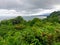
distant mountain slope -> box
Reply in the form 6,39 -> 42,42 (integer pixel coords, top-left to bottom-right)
46,11 -> 60,23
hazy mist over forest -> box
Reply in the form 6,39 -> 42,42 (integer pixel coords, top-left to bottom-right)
0,0 -> 60,20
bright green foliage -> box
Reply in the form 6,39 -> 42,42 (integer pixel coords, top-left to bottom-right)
0,11 -> 60,45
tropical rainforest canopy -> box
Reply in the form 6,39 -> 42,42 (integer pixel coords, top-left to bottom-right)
0,11 -> 60,45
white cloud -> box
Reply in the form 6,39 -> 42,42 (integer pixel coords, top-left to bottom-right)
53,5 -> 60,11
0,5 -> 60,16
31,5 -> 60,15
0,9 -> 23,16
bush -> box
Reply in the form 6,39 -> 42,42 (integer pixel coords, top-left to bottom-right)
14,24 -> 25,30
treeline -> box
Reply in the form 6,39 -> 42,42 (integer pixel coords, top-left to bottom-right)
0,11 -> 60,45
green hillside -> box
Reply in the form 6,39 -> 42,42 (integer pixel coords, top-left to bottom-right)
0,11 -> 60,45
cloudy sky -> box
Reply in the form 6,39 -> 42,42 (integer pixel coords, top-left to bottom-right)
0,0 -> 60,16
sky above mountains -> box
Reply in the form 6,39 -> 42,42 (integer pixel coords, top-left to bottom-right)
0,0 -> 60,16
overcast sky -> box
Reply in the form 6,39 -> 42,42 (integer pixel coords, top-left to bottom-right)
0,0 -> 60,16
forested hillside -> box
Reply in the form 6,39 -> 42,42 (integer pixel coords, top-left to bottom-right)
0,11 -> 60,45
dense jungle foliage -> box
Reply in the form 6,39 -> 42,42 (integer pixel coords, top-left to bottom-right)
0,11 -> 60,45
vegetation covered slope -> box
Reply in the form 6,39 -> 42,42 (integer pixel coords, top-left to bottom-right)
0,11 -> 60,45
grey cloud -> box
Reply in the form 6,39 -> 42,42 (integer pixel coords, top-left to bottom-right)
0,0 -> 60,15
0,0 -> 59,9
